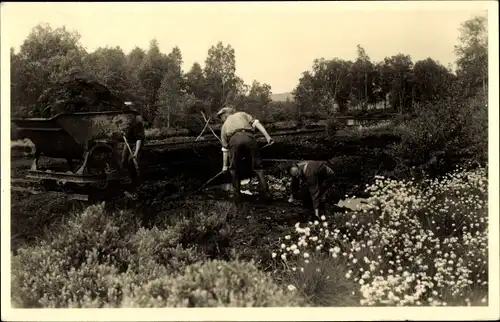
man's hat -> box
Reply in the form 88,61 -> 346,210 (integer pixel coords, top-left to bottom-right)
217,106 -> 235,117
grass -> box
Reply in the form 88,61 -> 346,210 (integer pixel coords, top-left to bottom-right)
10,162 -> 488,307
9,94 -> 489,307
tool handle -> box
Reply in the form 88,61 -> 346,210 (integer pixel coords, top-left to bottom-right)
197,170 -> 224,191
123,135 -> 140,174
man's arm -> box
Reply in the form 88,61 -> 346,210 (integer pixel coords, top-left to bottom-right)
221,125 -> 229,171
131,115 -> 145,158
244,112 -> 273,143
289,175 -> 299,202
308,181 -> 321,216
254,121 -> 272,143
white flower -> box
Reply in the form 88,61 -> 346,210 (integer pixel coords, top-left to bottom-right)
287,285 -> 297,291
320,215 -> 326,221
271,252 -> 277,258
304,253 -> 310,258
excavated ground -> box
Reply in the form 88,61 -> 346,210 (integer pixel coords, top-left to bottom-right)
10,132 -> 400,259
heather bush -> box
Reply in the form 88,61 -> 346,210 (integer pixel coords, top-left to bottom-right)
11,203 -> 214,308
129,226 -> 207,276
155,200 -> 235,247
47,203 -> 139,272
271,166 -> 488,306
11,242 -> 124,308
12,204 -> 135,307
122,260 -> 309,307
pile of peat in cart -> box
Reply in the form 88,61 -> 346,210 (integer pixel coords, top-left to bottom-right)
33,77 -> 129,118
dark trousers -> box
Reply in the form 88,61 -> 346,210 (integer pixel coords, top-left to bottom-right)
228,131 -> 268,196
228,131 -> 263,173
121,144 -> 141,187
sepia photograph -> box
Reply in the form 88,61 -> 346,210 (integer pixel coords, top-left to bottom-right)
1,1 -> 498,321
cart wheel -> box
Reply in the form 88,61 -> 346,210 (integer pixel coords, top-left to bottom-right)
87,145 -> 120,177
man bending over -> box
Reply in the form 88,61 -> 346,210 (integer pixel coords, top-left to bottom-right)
217,106 -> 274,200
288,160 -> 336,218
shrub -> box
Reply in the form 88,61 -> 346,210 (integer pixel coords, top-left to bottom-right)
47,203 -> 139,272
122,260 -> 309,307
387,95 -> 487,179
11,243 -> 125,308
129,226 -> 207,276
11,204 -> 138,308
11,202 -> 219,308
155,200 -> 236,247
271,166 -> 488,306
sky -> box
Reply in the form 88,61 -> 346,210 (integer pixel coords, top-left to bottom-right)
1,1 -> 491,94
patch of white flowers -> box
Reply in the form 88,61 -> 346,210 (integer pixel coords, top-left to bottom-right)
272,166 -> 488,306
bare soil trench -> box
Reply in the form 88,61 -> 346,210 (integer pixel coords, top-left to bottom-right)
10,133 -> 400,262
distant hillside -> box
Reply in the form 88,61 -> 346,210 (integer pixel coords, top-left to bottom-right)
271,92 -> 294,102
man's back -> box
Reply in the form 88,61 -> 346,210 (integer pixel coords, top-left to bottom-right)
221,111 -> 255,146
298,161 -> 325,182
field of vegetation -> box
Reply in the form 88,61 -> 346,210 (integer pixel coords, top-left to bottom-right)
8,13 -> 492,309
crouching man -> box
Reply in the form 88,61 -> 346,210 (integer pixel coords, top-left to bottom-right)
217,106 -> 274,200
288,160 -> 335,218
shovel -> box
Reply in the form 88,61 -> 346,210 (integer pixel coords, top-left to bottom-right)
122,134 -> 140,176
196,170 -> 226,192
165,170 -> 227,203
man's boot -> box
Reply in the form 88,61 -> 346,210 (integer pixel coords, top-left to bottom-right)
255,170 -> 271,200
230,170 -> 241,200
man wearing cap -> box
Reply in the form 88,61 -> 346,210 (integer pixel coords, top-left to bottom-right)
217,106 -> 274,199
287,160 -> 336,218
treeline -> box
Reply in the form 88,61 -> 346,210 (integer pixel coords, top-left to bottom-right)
10,15 -> 487,129
294,15 -> 488,118
10,25 -> 280,129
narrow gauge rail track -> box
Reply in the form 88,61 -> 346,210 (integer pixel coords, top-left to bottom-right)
10,128 -> 328,200
143,127 -> 327,150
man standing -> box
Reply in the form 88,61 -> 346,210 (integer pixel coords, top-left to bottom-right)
288,160 -> 336,218
122,108 -> 145,199
217,106 -> 274,199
